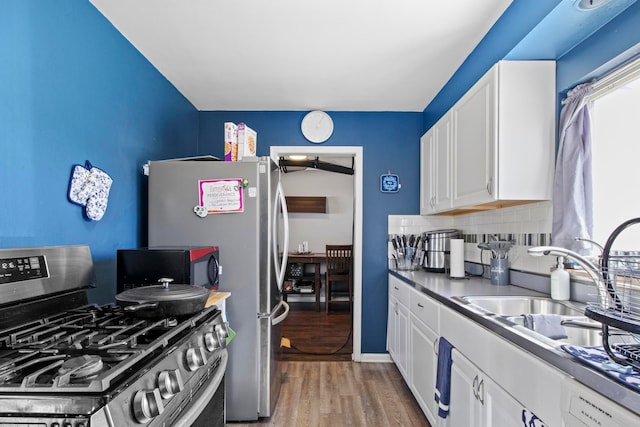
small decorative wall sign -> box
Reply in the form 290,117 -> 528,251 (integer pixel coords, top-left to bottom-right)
198,178 -> 244,214
380,173 -> 400,193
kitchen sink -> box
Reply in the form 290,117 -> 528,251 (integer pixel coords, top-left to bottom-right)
453,295 -> 638,348
453,295 -> 640,348
455,295 -> 585,316
454,295 -> 613,347
505,315 -> 606,347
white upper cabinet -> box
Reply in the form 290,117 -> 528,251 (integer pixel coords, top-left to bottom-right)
421,114 -> 453,214
421,60 -> 556,215
420,129 -> 433,215
451,69 -> 496,208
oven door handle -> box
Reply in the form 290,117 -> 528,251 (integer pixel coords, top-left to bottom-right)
173,349 -> 228,426
271,300 -> 290,326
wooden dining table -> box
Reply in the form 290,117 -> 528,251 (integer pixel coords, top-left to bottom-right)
286,252 -> 326,311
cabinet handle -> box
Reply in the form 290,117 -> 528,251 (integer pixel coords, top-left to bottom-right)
394,286 -> 399,290
433,338 -> 439,356
477,378 -> 485,405
472,375 -> 478,400
486,177 -> 493,195
417,302 -> 424,308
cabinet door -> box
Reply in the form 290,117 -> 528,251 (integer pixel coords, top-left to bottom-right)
387,297 -> 408,376
444,350 -> 483,427
388,276 -> 409,380
420,130 -> 433,215
387,293 -> 397,358
432,114 -> 452,212
409,316 -> 438,425
452,69 -> 496,208
396,301 -> 409,380
485,376 -> 534,427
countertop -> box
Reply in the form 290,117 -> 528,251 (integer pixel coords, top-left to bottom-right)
206,291 -> 231,308
389,268 -> 640,416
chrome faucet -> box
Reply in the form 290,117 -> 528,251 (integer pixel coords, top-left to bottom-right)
527,246 -> 607,301
574,237 -> 604,254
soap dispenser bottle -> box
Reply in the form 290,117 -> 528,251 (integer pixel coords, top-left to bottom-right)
550,256 -> 570,300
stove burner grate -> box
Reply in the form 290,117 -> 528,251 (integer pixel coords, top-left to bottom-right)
0,304 -> 220,392
58,355 -> 104,382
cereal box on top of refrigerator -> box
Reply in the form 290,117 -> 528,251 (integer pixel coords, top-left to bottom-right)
224,122 -> 238,161
237,123 -> 257,160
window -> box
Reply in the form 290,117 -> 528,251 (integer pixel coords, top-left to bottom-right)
589,57 -> 640,251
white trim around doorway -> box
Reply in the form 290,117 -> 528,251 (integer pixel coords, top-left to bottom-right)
270,146 -> 363,362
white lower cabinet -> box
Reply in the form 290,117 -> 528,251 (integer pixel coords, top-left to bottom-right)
409,319 -> 438,423
445,349 -> 483,427
408,287 -> 440,425
440,304 -> 562,425
387,275 -> 409,380
444,350 -> 537,427
485,368 -> 539,427
396,300 -> 409,379
388,275 -> 561,426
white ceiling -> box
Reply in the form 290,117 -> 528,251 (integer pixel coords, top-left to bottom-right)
89,0 -> 512,112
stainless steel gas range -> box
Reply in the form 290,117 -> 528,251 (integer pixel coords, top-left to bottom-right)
0,245 -> 228,426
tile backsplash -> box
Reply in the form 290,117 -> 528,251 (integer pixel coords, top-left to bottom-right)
389,201 -> 557,275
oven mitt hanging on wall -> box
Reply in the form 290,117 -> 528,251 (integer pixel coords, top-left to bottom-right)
68,160 -> 93,206
82,165 -> 112,221
67,161 -> 112,221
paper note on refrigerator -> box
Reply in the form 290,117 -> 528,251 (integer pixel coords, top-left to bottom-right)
199,178 -> 244,213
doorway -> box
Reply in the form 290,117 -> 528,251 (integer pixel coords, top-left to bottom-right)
270,146 -> 363,361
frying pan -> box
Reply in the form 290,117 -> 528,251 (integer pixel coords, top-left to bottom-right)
116,278 -> 210,318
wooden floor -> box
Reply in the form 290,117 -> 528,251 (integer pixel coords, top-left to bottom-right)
226,303 -> 431,426
227,361 -> 431,427
281,302 -> 352,361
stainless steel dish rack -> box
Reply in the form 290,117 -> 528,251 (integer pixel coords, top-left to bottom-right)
585,218 -> 640,369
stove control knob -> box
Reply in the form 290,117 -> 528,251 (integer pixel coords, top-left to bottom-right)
132,388 -> 164,424
204,331 -> 221,351
158,369 -> 184,399
186,346 -> 207,371
216,323 -> 229,346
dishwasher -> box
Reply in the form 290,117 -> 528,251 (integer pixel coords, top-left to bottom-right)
561,376 -> 638,427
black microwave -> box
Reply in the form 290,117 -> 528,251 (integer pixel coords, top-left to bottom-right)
116,246 -> 220,292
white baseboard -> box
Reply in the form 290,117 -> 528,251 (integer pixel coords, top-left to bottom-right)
357,353 -> 393,363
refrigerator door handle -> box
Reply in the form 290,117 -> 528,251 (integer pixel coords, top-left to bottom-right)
271,301 -> 290,326
272,181 -> 289,292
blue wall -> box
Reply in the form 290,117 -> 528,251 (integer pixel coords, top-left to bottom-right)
0,1 -> 199,304
199,111 -> 422,353
422,0 -> 562,131
556,0 -> 640,93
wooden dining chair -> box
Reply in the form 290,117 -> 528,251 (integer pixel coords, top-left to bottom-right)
325,244 -> 353,312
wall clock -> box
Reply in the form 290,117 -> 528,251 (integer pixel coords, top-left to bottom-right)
301,110 -> 334,143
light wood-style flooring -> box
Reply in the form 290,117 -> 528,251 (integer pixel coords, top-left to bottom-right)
227,361 -> 431,427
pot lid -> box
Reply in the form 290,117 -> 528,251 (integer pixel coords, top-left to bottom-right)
424,229 -> 459,236
116,284 -> 209,303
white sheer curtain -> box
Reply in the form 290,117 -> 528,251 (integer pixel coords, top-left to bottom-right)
551,82 -> 595,254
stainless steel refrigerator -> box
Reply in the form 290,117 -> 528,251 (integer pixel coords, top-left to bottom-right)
147,157 -> 290,421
